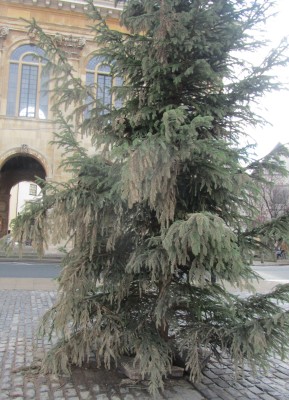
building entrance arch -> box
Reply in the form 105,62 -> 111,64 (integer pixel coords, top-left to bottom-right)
0,152 -> 46,238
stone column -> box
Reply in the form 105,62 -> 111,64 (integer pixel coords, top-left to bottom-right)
0,26 -> 9,114
0,192 -> 10,238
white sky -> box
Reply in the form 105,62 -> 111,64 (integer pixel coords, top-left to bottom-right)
247,0 -> 289,158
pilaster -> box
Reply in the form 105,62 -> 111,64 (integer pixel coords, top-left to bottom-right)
0,26 -> 9,50
0,191 -> 10,237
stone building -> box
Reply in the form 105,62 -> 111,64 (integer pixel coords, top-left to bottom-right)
0,0 -> 124,237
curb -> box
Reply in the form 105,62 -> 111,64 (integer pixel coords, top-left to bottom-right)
0,256 -> 62,264
253,261 -> 289,266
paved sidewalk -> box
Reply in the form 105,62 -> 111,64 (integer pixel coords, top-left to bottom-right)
0,290 -> 204,400
1,287 -> 289,399
0,278 -> 57,290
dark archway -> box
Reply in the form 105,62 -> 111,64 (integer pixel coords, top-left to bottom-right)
0,155 -> 46,237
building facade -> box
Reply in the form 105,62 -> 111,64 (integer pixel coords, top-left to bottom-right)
0,0 -> 123,237
9,181 -> 41,227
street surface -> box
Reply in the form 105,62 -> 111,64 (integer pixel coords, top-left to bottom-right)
253,264 -> 289,283
1,264 -> 289,399
0,261 -> 289,283
0,262 -> 61,278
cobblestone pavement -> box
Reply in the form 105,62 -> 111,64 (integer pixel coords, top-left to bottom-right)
0,290 -> 289,400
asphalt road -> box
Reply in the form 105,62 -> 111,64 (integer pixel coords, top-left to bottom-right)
0,261 -> 289,282
0,262 -> 61,278
253,264 -> 289,283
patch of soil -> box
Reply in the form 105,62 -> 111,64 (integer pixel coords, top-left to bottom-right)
71,361 -> 126,387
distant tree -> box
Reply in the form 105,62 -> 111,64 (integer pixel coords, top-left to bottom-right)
260,174 -> 289,219
250,147 -> 289,260
14,0 -> 289,396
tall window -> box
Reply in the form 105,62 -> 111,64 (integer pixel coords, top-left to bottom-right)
86,56 -> 122,114
7,44 -> 49,119
29,183 -> 37,196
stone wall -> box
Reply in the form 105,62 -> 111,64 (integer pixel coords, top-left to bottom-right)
0,0 -> 123,236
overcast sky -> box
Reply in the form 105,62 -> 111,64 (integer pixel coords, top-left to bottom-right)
247,0 -> 289,158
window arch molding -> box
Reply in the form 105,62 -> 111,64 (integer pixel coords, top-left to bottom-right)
6,43 -> 49,119
86,55 -> 113,110
85,55 -> 123,112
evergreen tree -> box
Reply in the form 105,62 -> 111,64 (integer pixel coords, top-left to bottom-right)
14,0 -> 289,396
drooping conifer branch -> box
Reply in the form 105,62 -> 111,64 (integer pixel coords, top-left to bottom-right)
12,0 -> 289,397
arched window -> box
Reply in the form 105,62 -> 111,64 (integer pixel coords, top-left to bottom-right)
86,56 -> 123,114
7,44 -> 49,119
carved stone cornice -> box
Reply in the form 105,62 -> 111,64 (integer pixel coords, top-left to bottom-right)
54,33 -> 86,49
54,33 -> 86,59
2,0 -> 124,19
27,29 -> 86,59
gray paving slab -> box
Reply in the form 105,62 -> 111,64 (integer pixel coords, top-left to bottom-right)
0,278 -> 58,290
0,290 -> 204,400
1,289 -> 289,400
